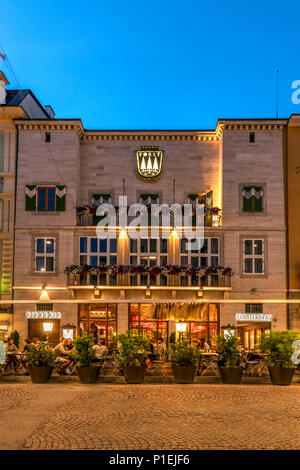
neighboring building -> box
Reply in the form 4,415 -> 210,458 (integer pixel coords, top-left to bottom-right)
286,114 -> 300,330
0,71 -> 50,338
12,116 -> 288,350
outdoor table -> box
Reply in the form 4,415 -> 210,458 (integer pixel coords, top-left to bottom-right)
243,352 -> 268,376
199,352 -> 220,376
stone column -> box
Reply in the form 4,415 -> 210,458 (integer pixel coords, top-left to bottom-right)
117,303 -> 129,334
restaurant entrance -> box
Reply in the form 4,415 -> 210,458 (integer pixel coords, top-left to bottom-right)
237,322 -> 271,350
78,304 -> 117,350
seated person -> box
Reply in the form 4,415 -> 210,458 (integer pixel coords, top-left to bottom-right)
4,338 -> 18,372
92,339 -> 108,361
54,338 -> 72,375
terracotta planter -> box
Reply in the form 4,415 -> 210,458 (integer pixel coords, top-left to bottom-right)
29,366 -> 53,384
76,366 -> 100,384
122,366 -> 144,384
268,366 -> 295,386
172,365 -> 196,384
219,366 -> 243,384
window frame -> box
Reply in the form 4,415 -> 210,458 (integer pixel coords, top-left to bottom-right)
37,186 -> 56,212
34,236 -> 56,273
240,183 -> 266,215
242,238 -> 265,275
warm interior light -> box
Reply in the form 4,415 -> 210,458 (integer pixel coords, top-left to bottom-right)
43,322 -> 53,332
176,323 -> 187,332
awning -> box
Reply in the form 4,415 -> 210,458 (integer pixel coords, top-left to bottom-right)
154,302 -> 208,321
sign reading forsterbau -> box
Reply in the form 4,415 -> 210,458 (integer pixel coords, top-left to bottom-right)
26,311 -> 61,320
236,314 -> 272,322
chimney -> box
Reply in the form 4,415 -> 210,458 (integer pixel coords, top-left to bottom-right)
45,105 -> 55,119
0,71 -> 9,105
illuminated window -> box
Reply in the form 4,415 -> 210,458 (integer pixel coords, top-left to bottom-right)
243,239 -> 264,274
35,238 -> 55,272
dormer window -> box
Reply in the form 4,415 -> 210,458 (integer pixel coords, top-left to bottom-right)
92,193 -> 112,206
139,194 -> 160,204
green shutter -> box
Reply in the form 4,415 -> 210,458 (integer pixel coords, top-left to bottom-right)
56,185 -> 66,211
206,190 -> 213,226
25,185 -> 36,211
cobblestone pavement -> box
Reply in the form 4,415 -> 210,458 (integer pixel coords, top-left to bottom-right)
0,383 -> 300,450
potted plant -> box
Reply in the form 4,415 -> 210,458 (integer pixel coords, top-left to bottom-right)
116,332 -> 150,384
216,333 -> 244,384
259,330 -> 300,385
26,341 -> 57,383
71,333 -> 100,384
169,340 -> 200,383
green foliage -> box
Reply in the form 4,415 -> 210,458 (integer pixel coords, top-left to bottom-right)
216,334 -> 240,367
116,331 -> 150,367
169,332 -> 176,344
169,340 -> 200,366
259,330 -> 300,368
26,341 -> 57,367
9,330 -> 20,349
71,333 -> 95,367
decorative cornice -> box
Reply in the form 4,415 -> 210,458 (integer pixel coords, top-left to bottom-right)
14,120 -> 84,137
82,132 -> 218,142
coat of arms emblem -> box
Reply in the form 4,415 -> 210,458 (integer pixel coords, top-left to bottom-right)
136,147 -> 163,178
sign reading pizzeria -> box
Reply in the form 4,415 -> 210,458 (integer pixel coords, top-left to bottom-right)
236,314 -> 272,322
26,311 -> 62,320
136,146 -> 163,178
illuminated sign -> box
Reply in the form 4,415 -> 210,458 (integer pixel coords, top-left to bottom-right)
236,314 -> 272,322
136,147 -> 163,178
26,311 -> 61,320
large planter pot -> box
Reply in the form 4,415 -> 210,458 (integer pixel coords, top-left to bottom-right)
76,366 -> 100,384
29,366 -> 53,384
122,366 -> 145,384
219,366 -> 243,384
172,365 -> 196,384
268,366 -> 295,386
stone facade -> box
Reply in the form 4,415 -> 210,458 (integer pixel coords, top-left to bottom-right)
12,119 -> 288,347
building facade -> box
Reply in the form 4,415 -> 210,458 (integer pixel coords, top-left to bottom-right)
12,117 -> 288,349
0,72 -> 49,338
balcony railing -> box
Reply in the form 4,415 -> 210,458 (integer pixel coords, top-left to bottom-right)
66,271 -> 231,288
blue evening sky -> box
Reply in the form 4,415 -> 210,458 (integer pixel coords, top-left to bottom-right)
0,0 -> 299,129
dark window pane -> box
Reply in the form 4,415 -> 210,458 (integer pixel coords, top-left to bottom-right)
211,238 -> 219,254
130,238 -> 137,253
36,239 -> 45,254
245,258 -> 252,273
181,256 -> 188,265
90,238 -> 98,253
254,240 -> 263,255
191,239 -> 198,253
46,257 -> 54,271
38,198 -> 46,211
160,274 -> 167,286
211,256 -> 218,267
141,239 -> 148,253
181,238 -> 187,254
255,258 -> 263,273
46,239 -> 54,254
99,256 -> 107,265
140,257 -> 148,266
99,239 -> 107,253
160,256 -> 168,266
191,257 -> 198,267
47,198 -> 55,211
80,237 -> 87,253
130,255 -> 137,265
36,257 -> 44,271
200,239 -> 208,253
110,255 -> 117,265
110,238 -> 118,253
90,256 -> 98,266
80,255 -> 87,266
48,188 -> 55,199
39,188 -> 46,198
244,240 -> 252,255
150,239 -> 157,253
160,239 -> 168,253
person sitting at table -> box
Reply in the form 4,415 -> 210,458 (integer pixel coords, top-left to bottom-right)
4,338 -> 18,372
92,339 -> 108,361
54,338 -> 71,375
23,338 -> 35,353
156,338 -> 167,361
203,339 -> 210,353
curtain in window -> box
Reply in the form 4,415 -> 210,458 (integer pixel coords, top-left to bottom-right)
242,186 -> 263,212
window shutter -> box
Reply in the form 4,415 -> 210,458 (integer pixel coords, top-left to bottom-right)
25,185 -> 37,211
206,190 -> 213,226
56,185 -> 66,211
